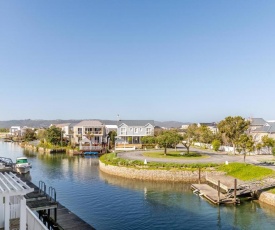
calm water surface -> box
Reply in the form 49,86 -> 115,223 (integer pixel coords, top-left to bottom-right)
1,141 -> 275,230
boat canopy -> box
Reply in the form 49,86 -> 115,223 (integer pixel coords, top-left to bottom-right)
16,158 -> 28,164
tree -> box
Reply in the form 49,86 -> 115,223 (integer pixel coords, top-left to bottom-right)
0,128 -> 9,132
182,124 -> 199,154
22,128 -> 37,142
37,129 -> 47,142
212,139 -> 221,151
141,136 -> 156,145
255,143 -> 262,154
198,125 -> 215,144
157,130 -> 182,155
217,116 -> 250,154
235,134 -> 255,162
261,135 -> 275,154
108,130 -> 117,149
45,126 -> 62,146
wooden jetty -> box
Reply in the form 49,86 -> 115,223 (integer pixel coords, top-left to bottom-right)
191,183 -> 240,205
17,174 -> 95,230
191,174 -> 275,206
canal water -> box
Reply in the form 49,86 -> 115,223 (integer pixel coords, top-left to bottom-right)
1,141 -> 275,230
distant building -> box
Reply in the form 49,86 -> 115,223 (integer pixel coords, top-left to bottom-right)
10,126 -> 22,136
197,122 -> 218,133
249,118 -> 275,142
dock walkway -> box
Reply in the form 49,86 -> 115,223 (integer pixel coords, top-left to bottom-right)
18,174 -> 95,230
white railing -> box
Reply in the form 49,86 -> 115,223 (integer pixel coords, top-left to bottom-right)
26,207 -> 48,230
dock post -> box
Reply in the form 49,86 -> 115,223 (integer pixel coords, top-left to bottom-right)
234,179 -> 237,204
218,180 -> 220,205
199,168 -> 201,184
54,207 -> 57,222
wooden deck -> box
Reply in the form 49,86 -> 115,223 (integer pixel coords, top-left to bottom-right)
191,184 -> 239,205
206,174 -> 244,191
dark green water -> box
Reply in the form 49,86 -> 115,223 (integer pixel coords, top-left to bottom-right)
1,141 -> 275,230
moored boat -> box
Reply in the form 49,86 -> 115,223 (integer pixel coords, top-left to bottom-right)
15,157 -> 31,174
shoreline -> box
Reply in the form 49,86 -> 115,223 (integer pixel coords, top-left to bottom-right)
99,160 -> 275,207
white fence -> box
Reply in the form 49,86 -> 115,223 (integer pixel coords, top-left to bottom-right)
193,142 -> 272,155
26,207 -> 48,230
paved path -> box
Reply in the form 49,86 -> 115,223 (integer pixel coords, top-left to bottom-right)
117,148 -> 275,170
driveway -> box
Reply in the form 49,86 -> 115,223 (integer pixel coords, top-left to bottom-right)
117,148 -> 275,170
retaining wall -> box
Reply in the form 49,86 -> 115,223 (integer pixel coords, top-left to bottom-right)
257,191 -> 275,207
99,161 -> 225,182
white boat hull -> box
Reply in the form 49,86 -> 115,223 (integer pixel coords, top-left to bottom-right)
16,164 -> 31,174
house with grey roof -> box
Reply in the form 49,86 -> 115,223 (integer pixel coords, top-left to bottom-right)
72,120 -> 106,145
249,118 -> 267,131
250,121 -> 275,143
116,120 -> 155,144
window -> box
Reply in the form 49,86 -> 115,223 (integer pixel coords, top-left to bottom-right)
121,128 -> 126,135
130,128 -> 133,131
78,128 -> 82,134
85,128 -> 93,133
134,128 -> 138,133
146,128 -> 152,135
94,136 -> 100,143
140,128 -> 142,131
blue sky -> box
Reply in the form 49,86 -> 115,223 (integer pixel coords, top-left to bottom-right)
1,1 -> 275,122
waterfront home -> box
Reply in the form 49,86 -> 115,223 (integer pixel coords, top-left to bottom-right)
116,120 -> 155,144
72,120 -> 106,145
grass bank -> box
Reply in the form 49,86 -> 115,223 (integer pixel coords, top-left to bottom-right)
142,151 -> 208,159
100,153 -> 218,171
217,162 -> 275,181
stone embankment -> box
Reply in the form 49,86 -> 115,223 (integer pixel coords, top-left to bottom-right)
257,191 -> 275,207
99,161 -> 225,182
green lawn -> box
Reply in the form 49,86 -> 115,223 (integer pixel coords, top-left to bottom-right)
142,150 -> 208,159
218,162 -> 275,181
100,153 -> 218,170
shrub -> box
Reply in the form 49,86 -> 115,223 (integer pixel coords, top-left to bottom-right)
212,139 -> 221,151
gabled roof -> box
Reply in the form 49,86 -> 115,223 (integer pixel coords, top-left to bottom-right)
118,120 -> 155,127
252,122 -> 275,133
250,118 -> 266,126
74,120 -> 103,127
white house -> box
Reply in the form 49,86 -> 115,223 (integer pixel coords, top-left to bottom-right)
72,120 -> 106,145
116,120 -> 155,144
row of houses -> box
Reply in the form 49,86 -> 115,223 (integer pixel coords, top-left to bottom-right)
9,118 -> 275,146
44,120 -> 155,146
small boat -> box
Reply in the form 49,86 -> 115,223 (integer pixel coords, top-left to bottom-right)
15,157 -> 31,174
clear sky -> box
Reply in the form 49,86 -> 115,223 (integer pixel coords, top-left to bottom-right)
1,1 -> 275,122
